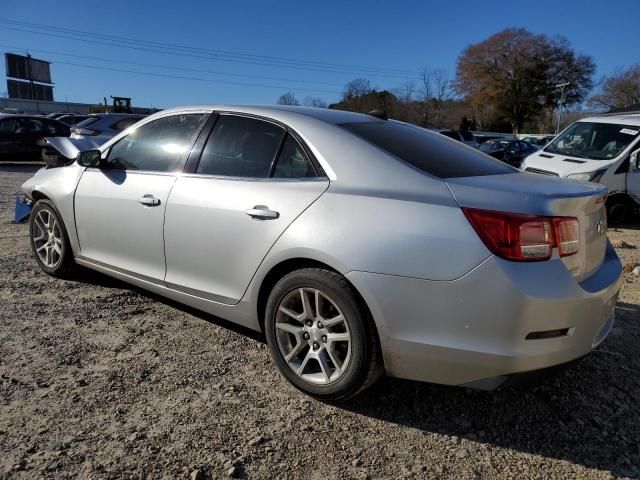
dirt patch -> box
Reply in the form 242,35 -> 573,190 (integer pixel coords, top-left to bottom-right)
1,166 -> 639,479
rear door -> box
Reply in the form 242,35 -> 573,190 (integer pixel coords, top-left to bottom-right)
74,113 -> 208,282
164,114 -> 329,304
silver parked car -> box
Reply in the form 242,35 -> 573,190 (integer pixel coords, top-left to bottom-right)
22,105 -> 622,401
42,113 -> 146,165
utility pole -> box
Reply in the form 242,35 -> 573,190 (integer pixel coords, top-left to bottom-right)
555,82 -> 570,134
26,53 -> 36,100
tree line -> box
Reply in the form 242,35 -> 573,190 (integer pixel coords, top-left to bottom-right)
277,28 -> 640,134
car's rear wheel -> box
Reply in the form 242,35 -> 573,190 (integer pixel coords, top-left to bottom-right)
265,268 -> 382,402
29,199 -> 75,276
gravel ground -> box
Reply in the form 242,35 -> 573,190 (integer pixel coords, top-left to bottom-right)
0,165 -> 639,480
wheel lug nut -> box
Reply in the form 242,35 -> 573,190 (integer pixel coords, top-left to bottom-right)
321,335 -> 327,343
313,342 -> 320,350
317,322 -> 324,329
303,332 -> 310,340
306,320 -> 313,327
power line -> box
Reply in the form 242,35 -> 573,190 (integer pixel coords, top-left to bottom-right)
50,60 -> 343,95
0,19 -> 421,79
0,18 -> 419,76
0,44 -> 349,89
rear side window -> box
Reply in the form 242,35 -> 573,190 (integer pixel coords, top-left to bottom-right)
340,121 -> 515,178
196,115 -> 285,177
272,135 -> 317,178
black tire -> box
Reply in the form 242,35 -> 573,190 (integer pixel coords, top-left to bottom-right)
265,268 -> 383,402
29,199 -> 76,277
606,196 -> 631,225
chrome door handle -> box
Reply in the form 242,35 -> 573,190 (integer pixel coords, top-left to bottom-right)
246,205 -> 279,219
138,194 -> 161,206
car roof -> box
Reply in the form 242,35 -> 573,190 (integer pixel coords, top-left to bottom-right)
155,104 -> 383,126
0,113 -> 64,122
577,114 -> 640,126
87,113 -> 145,118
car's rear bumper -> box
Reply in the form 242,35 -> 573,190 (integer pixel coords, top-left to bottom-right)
346,242 -> 622,388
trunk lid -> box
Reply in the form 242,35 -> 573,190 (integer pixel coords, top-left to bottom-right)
446,172 -> 608,282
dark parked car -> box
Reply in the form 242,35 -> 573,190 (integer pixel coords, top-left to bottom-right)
479,139 -> 538,167
0,114 -> 70,162
438,129 -> 478,148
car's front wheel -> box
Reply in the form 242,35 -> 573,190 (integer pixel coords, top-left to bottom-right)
265,268 -> 382,402
29,199 -> 75,276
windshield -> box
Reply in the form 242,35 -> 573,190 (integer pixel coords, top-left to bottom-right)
479,140 -> 510,153
545,122 -> 639,160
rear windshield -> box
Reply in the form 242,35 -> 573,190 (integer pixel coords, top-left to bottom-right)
340,121 -> 515,178
73,117 -> 100,128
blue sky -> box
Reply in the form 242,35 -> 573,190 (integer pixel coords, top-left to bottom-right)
1,0 -> 637,108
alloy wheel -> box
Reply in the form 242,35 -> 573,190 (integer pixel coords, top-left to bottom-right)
32,209 -> 63,269
275,287 -> 351,385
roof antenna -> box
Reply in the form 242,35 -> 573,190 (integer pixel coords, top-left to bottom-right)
367,109 -> 388,120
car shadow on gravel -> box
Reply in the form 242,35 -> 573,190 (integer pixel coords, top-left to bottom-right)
340,305 -> 640,478
71,268 -> 266,343
67,269 -> 639,477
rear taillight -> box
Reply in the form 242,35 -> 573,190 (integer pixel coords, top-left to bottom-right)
462,208 -> 579,262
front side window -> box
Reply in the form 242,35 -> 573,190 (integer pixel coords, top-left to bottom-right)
106,114 -> 206,172
196,115 -> 285,177
545,122 -> 640,160
342,121 -> 515,178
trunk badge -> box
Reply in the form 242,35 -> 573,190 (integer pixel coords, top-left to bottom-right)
596,219 -> 605,234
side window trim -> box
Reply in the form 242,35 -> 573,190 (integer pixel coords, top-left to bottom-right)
183,113 -> 218,173
268,132 -> 289,177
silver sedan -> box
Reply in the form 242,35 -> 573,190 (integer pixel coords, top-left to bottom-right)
22,105 -> 622,401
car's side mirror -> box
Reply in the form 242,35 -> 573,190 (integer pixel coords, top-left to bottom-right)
77,149 -> 102,168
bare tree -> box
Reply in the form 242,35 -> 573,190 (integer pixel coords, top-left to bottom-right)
302,96 -> 327,108
420,68 -> 452,128
588,64 -> 640,110
343,78 -> 372,101
277,91 -> 300,106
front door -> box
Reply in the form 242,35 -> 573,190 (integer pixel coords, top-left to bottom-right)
74,112 -> 208,282
164,114 -> 329,304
